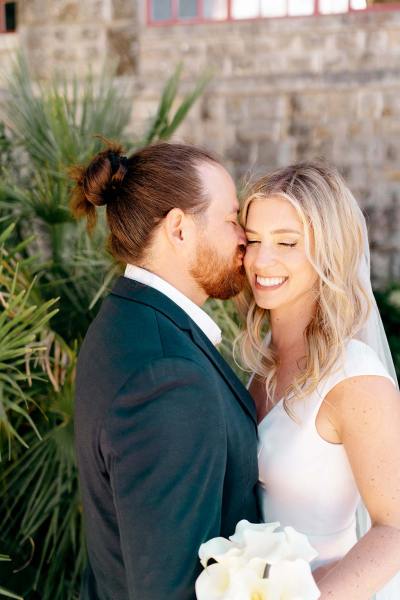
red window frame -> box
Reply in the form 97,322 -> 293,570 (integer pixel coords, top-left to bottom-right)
0,0 -> 16,33
146,0 -> 400,26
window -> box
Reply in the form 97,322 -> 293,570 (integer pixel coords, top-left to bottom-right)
147,0 -> 372,25
0,1 -> 16,33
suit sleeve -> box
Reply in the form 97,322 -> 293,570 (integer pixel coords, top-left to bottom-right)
103,356 -> 227,600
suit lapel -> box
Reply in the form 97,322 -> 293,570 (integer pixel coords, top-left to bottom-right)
110,277 -> 257,425
188,325 -> 257,425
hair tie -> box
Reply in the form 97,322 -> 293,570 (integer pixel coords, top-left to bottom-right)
108,151 -> 128,176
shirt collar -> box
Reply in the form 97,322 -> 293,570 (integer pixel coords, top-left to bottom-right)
124,264 -> 222,346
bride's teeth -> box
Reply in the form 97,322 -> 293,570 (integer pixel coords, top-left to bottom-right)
256,276 -> 286,287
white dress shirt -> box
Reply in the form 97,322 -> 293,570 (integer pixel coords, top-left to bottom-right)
124,264 -> 222,346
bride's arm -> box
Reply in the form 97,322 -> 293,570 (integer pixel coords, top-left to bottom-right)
316,375 -> 400,600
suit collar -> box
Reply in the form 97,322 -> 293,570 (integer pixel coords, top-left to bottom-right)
124,266 -> 222,346
110,277 -> 257,425
111,276 -> 193,332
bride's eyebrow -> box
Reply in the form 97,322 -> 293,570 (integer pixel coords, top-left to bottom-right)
245,228 -> 302,235
245,227 -> 302,235
271,228 -> 302,235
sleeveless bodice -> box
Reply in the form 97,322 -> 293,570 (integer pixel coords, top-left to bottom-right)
258,339 -> 396,569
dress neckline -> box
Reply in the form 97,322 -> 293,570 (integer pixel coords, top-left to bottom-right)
258,396 -> 284,428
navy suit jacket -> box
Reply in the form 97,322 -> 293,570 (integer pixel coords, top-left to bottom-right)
75,277 -> 260,599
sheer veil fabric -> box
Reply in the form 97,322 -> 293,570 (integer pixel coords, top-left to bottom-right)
355,217 -> 399,600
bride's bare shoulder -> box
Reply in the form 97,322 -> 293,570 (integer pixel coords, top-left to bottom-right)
325,373 -> 400,441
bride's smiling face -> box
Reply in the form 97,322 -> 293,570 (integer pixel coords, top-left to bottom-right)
244,195 -> 318,311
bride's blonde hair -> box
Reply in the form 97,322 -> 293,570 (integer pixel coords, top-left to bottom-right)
235,161 -> 371,413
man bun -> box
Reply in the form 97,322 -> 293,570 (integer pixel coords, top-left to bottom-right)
70,142 -> 129,231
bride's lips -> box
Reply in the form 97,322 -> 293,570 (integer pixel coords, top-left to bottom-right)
254,276 -> 288,291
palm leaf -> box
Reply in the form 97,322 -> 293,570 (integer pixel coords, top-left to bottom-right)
143,64 -> 212,146
0,55 -> 209,599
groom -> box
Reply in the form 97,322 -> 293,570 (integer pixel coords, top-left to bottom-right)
74,142 -> 260,600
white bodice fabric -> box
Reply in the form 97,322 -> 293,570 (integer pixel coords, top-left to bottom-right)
258,339 -> 396,570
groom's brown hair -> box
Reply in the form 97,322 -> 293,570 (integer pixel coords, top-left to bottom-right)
70,141 -> 218,264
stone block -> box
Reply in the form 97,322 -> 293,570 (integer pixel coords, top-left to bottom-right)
237,120 -> 282,144
224,96 -> 249,124
55,2 -> 80,22
356,90 -> 384,120
111,0 -> 136,19
365,30 -> 389,54
333,29 -> 367,55
382,91 -> 400,117
247,95 -> 288,120
107,26 -> 138,75
386,29 -> 400,53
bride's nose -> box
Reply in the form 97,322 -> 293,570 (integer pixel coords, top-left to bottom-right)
253,245 -> 278,270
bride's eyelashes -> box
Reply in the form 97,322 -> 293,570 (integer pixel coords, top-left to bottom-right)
245,240 -> 298,247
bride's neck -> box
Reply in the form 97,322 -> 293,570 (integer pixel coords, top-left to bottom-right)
270,300 -> 316,357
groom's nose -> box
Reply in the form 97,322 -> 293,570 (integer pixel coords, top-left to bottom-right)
236,224 -> 247,247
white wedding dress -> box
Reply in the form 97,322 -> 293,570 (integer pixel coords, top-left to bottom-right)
258,338 -> 397,574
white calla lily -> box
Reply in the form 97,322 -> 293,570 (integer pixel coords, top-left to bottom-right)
241,530 -> 287,564
229,521 -> 318,567
196,559 -> 277,600
196,522 -> 320,600
199,537 -> 239,568
195,562 -> 232,600
230,563 -> 281,600
269,559 -> 321,600
282,527 -> 319,563
229,520 -> 281,547
199,537 -> 235,568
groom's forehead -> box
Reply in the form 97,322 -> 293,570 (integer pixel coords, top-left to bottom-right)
196,164 -> 239,214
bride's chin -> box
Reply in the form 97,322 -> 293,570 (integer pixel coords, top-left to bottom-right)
251,294 -> 278,310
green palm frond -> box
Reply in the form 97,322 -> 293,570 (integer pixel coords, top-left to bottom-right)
143,63 -> 212,146
0,223 -> 59,458
1,374 -> 83,600
0,586 -> 22,600
3,54 -> 132,172
0,555 -> 23,600
0,54 -> 209,599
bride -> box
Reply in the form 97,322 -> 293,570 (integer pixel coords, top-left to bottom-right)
236,161 -> 400,599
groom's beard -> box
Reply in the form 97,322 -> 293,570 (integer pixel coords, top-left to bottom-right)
190,237 -> 246,300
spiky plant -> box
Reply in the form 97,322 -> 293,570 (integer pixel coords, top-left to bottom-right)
0,54 -> 210,599
0,222 -> 59,599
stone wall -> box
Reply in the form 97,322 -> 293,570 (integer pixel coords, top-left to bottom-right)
17,0 -> 138,78
1,2 -> 400,284
0,27 -> 19,83
136,8 -> 400,285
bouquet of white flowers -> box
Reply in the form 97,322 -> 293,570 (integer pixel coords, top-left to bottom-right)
196,520 -> 320,600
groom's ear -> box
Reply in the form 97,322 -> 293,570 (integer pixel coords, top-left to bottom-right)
163,207 -> 195,248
